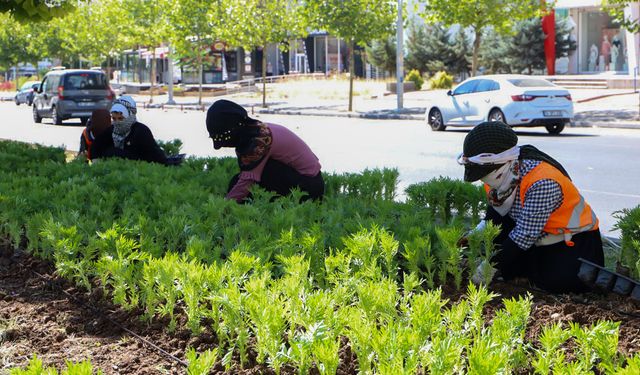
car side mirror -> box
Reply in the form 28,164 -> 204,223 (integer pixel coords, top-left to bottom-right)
447,90 -> 453,96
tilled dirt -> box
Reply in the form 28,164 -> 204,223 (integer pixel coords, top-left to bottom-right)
1,248 -> 639,375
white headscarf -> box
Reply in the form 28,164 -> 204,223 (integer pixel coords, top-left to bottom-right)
481,160 -> 521,216
110,103 -> 135,149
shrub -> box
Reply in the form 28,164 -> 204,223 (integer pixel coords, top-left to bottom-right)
428,71 -> 454,90
405,69 -> 424,90
613,205 -> 640,279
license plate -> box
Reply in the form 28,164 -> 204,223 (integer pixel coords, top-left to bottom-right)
543,110 -> 562,117
77,102 -> 94,107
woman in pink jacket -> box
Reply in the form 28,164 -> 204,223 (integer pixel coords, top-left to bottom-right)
206,100 -> 324,203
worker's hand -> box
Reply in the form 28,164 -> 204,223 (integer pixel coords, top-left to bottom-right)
458,220 -> 487,248
471,259 -> 497,286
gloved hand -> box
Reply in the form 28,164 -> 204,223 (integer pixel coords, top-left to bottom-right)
471,259 -> 497,285
458,220 -> 487,248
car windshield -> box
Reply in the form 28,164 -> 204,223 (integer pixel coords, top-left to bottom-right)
507,79 -> 555,87
21,81 -> 39,90
63,73 -> 107,90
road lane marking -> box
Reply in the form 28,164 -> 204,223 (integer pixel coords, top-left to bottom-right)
581,189 -> 640,199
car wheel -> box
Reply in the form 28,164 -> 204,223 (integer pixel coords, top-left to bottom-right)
429,108 -> 446,131
51,106 -> 62,125
33,105 -> 42,123
488,109 -> 506,124
15,98 -> 20,106
545,123 -> 565,135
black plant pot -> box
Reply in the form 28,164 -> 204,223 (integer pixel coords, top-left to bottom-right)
594,269 -> 616,291
631,284 -> 640,302
612,276 -> 635,296
577,261 -> 599,284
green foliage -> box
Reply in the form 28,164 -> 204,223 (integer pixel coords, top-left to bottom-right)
405,22 -> 453,76
428,71 -> 454,90
405,69 -> 424,91
418,0 -> 541,75
366,36 -> 396,76
186,347 -> 218,375
0,0 -> 75,22
603,0 -> 640,33
157,138 -> 183,156
10,355 -> 101,375
304,0 -> 396,110
1,141 -> 637,374
614,206 -> 640,279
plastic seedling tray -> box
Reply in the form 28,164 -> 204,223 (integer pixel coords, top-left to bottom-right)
578,258 -> 640,299
594,268 -> 616,291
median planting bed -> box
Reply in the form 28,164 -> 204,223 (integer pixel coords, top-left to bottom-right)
1,140 -> 639,374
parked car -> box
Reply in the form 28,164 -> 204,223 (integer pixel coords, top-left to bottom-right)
32,69 -> 115,125
425,75 -> 573,134
14,80 -> 41,106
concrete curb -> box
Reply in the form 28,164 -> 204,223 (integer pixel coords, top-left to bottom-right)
255,108 -> 424,120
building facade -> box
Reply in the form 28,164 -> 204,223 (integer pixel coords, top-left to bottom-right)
555,0 -> 640,75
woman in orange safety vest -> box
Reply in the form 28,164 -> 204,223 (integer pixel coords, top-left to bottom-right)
458,122 -> 604,293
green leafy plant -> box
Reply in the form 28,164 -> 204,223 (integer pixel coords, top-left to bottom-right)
428,71 -> 453,89
405,69 -> 424,90
186,347 -> 218,375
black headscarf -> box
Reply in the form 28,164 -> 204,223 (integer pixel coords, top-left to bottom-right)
206,99 -> 260,149
462,121 -> 570,181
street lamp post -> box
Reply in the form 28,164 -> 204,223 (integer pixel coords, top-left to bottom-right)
396,0 -> 403,110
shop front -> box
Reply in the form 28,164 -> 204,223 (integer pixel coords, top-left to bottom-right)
556,0 -> 640,75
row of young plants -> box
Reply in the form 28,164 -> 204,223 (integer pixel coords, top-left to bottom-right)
11,349 -> 218,375
1,140 -> 639,373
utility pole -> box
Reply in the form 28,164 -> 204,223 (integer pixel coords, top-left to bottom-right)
396,0 -> 403,110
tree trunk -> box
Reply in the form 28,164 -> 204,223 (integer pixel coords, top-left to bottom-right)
198,52 -> 203,106
472,29 -> 482,77
262,46 -> 267,108
348,40 -> 355,112
149,51 -> 155,104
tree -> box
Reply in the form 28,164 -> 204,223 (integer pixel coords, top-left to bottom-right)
449,28 -> 471,78
226,0 -> 306,108
168,0 -> 227,106
366,36 -> 396,76
555,17 -> 577,61
405,22 -> 453,76
603,0 -> 640,33
507,18 -> 546,74
124,0 -> 171,103
305,0 -> 396,111
418,0 -> 542,76
0,13 -> 39,80
0,0 -> 76,22
478,28 -> 511,74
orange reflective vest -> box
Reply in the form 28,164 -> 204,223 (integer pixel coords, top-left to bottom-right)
82,128 -> 93,160
485,161 -> 599,246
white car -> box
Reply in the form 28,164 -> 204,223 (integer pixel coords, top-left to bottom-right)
425,75 -> 573,134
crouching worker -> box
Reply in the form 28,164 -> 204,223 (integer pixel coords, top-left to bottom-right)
78,109 -> 111,161
458,122 -> 604,293
206,99 -> 324,203
91,103 -> 167,164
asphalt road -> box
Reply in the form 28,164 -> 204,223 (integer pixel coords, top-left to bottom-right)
2,101 -> 639,235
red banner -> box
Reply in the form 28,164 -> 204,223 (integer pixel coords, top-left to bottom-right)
542,10 -> 556,75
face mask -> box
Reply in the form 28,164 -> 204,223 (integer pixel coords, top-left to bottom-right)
481,163 -> 510,188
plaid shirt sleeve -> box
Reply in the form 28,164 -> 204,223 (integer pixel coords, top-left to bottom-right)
509,179 -> 563,249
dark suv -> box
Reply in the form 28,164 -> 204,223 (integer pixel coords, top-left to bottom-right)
33,69 -> 114,125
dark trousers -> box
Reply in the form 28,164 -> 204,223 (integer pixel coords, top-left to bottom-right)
486,207 -> 605,293
228,158 -> 325,202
